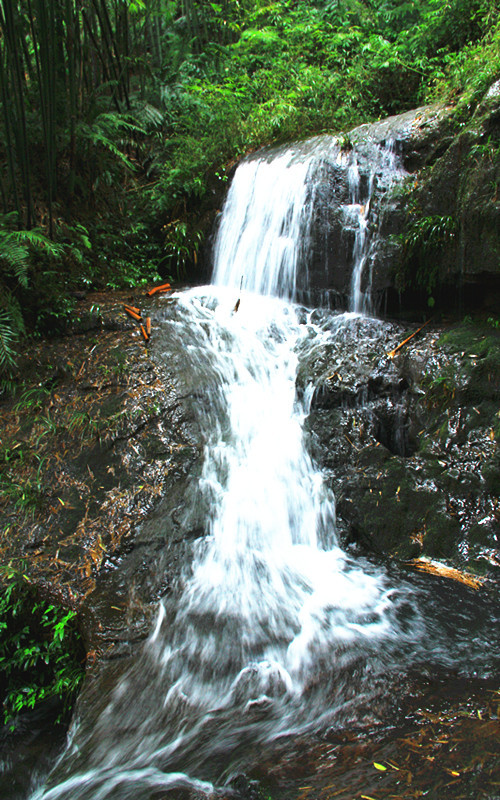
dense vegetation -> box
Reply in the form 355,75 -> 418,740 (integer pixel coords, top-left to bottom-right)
0,564 -> 84,727
0,0 -> 499,380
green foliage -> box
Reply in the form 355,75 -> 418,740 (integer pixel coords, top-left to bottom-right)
398,214 -> 458,299
0,310 -> 17,375
162,219 -> 203,279
404,213 -> 458,252
425,2 -> 500,105
0,565 -> 84,727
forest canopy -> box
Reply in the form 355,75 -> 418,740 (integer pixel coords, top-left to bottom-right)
0,0 -> 499,377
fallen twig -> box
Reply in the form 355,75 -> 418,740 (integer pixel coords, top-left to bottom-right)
386,319 -> 431,359
408,557 -> 485,589
146,282 -> 171,297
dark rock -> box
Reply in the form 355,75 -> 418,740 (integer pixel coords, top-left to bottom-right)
303,317 -> 500,570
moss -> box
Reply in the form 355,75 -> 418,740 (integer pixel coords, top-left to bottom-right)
423,508 -> 462,559
482,453 -> 500,494
468,522 -> 494,547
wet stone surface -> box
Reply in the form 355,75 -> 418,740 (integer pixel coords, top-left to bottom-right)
0,289 -> 204,655
302,314 -> 500,575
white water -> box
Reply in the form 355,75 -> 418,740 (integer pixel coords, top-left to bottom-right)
34,143 -> 425,800
347,154 -> 372,313
212,150 -> 315,299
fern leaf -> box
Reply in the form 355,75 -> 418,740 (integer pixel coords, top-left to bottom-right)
0,232 -> 30,287
0,311 -> 17,372
13,229 -> 65,259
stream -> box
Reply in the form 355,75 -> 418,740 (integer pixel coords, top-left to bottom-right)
31,138 -> 499,799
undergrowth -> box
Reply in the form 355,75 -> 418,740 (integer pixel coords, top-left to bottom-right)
0,565 -> 85,728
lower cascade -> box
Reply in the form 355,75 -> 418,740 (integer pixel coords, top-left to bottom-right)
34,140 -> 498,800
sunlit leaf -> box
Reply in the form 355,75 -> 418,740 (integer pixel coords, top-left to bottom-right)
373,761 -> 387,770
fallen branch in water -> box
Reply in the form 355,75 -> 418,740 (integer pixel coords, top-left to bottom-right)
408,557 -> 485,589
386,319 -> 431,359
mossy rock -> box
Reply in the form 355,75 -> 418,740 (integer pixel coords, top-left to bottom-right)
482,452 -> 500,494
422,507 -> 462,559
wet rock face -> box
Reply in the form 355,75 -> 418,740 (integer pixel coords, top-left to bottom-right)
376,91 -> 500,313
292,94 -> 500,315
292,104 -> 461,310
301,315 -> 500,572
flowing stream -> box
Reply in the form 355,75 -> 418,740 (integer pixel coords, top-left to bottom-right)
33,140 -> 499,800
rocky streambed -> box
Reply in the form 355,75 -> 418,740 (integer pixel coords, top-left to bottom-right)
0,290 -> 499,799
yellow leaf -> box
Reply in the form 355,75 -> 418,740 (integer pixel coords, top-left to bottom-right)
373,762 -> 387,771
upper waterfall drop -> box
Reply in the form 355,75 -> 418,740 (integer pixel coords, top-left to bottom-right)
211,135 -> 407,313
211,148 -> 316,300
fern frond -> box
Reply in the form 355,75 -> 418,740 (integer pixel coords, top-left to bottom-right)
13,229 -> 65,260
96,112 -> 147,137
0,232 -> 30,288
137,103 -> 164,130
78,122 -> 135,170
0,311 -> 17,372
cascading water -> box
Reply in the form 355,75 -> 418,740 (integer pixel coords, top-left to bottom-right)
347,154 -> 372,314
211,151 -> 315,299
31,140 -> 498,800
346,138 -> 404,314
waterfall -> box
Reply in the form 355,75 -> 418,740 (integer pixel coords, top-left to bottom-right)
211,136 -> 406,314
211,150 -> 315,300
33,142 -> 440,800
346,138 -> 405,314
346,153 -> 372,313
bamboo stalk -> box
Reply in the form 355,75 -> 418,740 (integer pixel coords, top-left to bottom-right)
124,304 -> 141,315
0,0 -> 33,227
123,306 -> 141,321
0,52 -> 21,222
